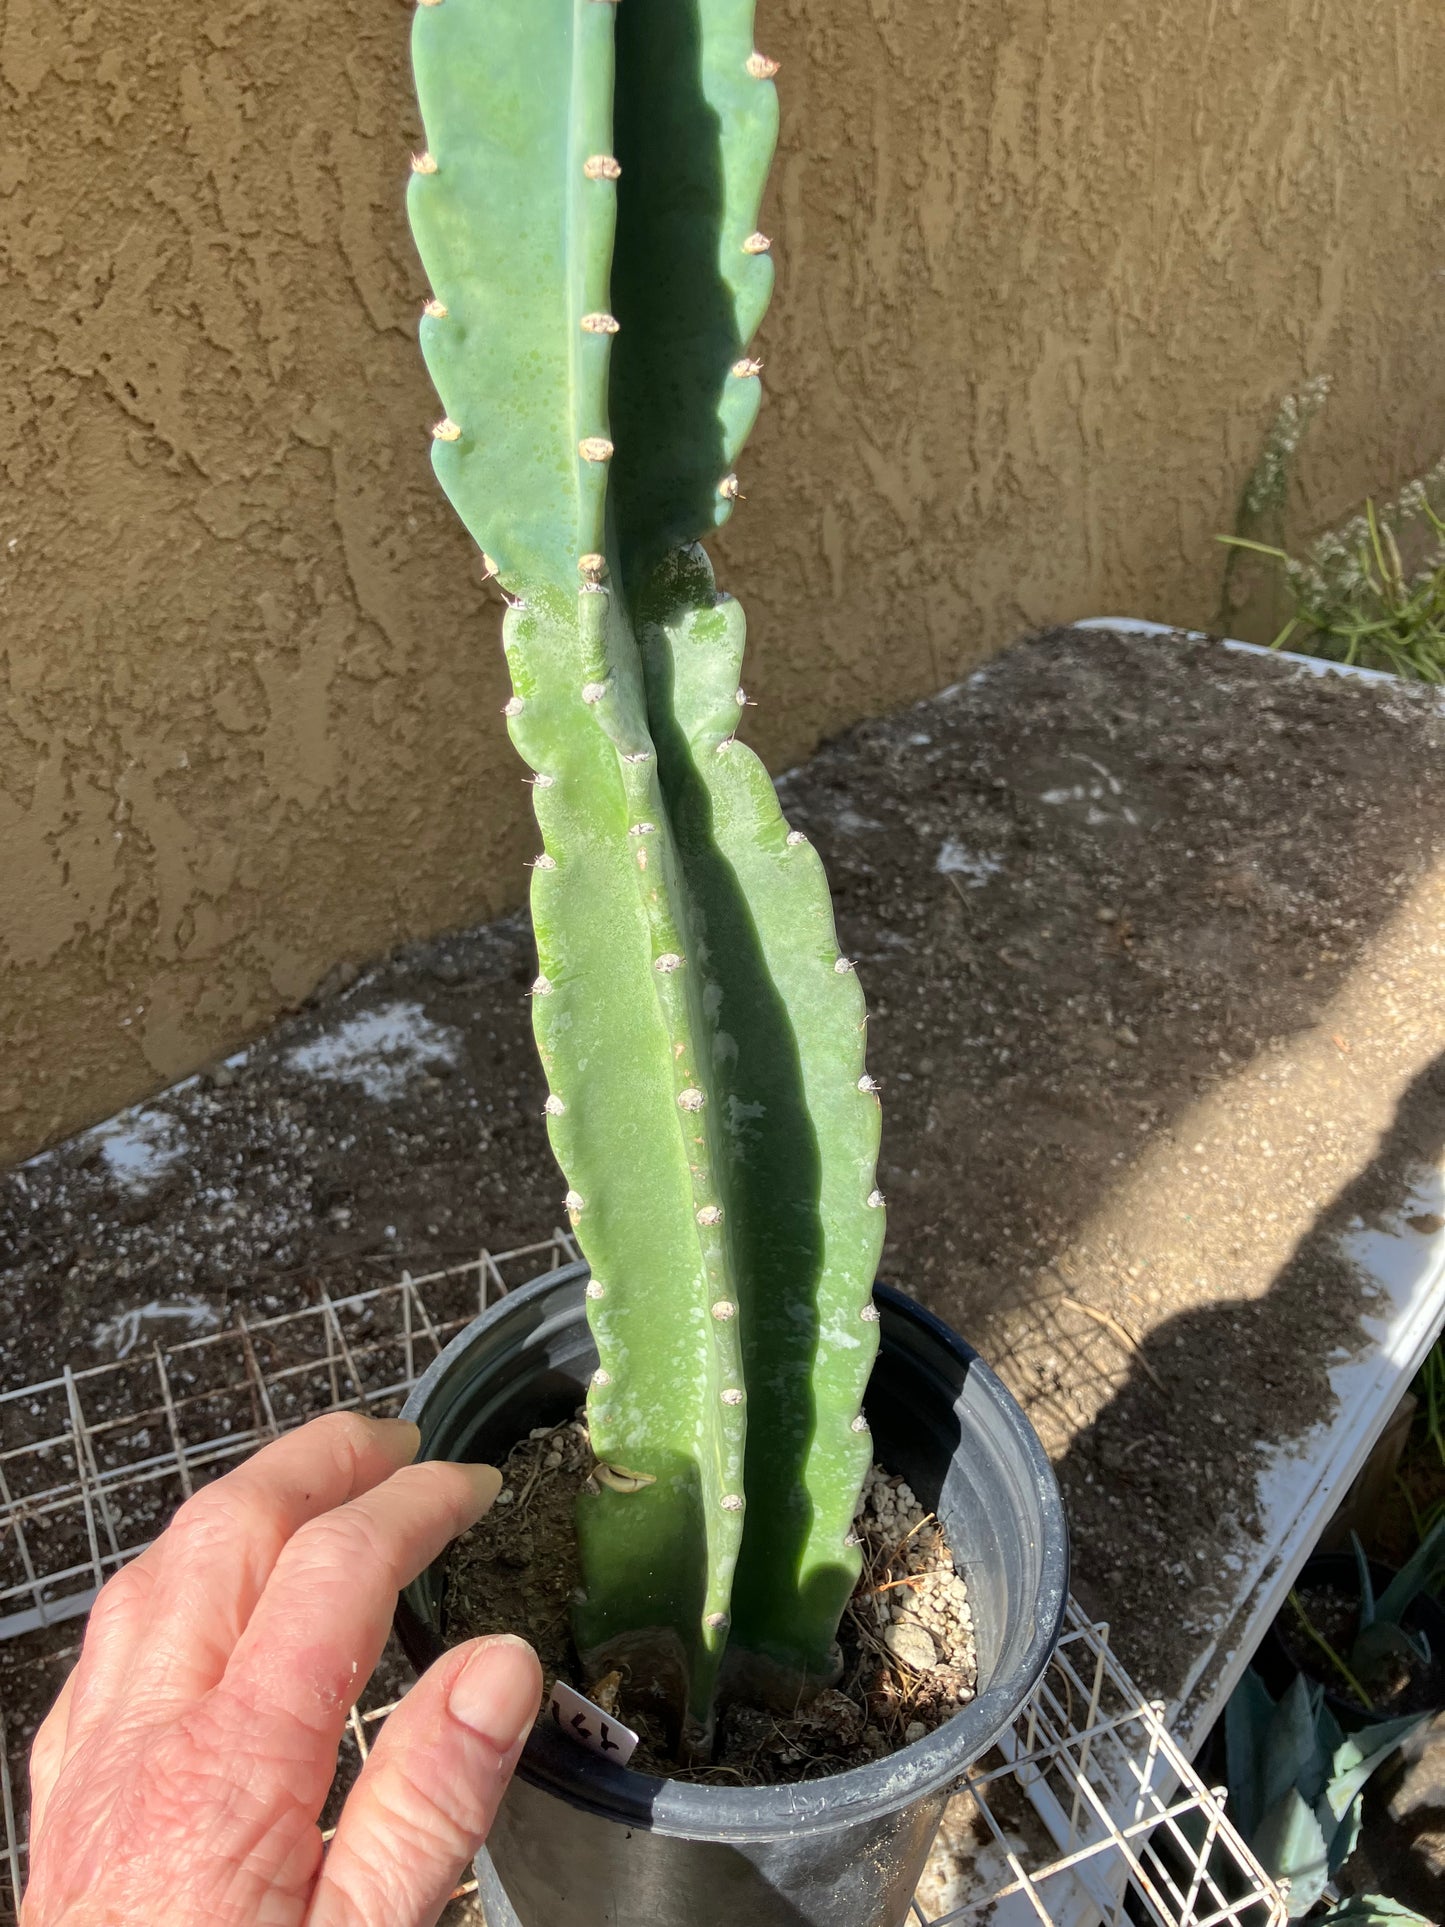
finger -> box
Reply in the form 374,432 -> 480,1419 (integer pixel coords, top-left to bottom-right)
215,1460 -> 501,1810
40,1552 -> 160,1779
123,1414 -> 422,1706
309,1636 -> 541,1927
28,1666 -> 78,1837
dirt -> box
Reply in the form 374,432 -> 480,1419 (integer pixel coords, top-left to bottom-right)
0,913 -> 557,1395
443,1417 -> 597,1692
1279,1582 -> 1445,1720
443,1424 -> 977,1786
5,626 -> 1445,1900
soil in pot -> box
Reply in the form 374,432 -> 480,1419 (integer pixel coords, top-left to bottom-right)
1279,1583 -> 1445,1720
441,1415 -> 979,1785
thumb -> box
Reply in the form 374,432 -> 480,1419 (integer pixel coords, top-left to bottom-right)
309,1635 -> 542,1927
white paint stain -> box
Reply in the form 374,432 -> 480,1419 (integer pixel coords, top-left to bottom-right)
834,807 -> 885,835
87,1110 -> 187,1190
1039,755 -> 1140,827
93,1298 -> 220,1359
935,841 -> 1004,886
285,1002 -> 460,1102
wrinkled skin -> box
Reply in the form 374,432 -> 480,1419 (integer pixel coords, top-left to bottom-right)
23,1413 -> 541,1927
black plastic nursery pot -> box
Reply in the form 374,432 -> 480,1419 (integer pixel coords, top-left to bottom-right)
396,1263 -> 1069,1927
1254,1550 -> 1445,1729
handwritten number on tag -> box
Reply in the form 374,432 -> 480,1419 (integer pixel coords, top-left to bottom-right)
547,1681 -> 640,1766
554,1703 -> 623,1751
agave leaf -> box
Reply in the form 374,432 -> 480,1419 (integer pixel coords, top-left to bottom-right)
1322,1778 -> 1363,1877
1224,1668 -> 1279,1841
1320,1711 -> 1430,1831
1295,1687 -> 1337,1811
1372,1511 -> 1445,1628
1265,1674 -> 1330,1817
1254,1787 -> 1329,1917
1317,1694 -> 1345,1759
1351,1616 -> 1430,1685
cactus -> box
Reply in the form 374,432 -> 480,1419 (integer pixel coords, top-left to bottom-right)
407,0 -> 883,1749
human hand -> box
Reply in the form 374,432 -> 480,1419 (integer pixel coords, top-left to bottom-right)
24,1412 -> 541,1927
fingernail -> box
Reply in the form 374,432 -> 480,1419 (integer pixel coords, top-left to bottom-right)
450,1635 -> 542,1750
461,1462 -> 504,1511
371,1418 -> 422,1459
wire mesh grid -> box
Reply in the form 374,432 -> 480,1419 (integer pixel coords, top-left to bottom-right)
0,1233 -> 580,1643
0,1238 -> 1284,1927
912,1603 -> 1285,1927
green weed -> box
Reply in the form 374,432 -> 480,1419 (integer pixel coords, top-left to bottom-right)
1218,420 -> 1445,681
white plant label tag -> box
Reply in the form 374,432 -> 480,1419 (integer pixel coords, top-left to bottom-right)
547,1680 -> 640,1767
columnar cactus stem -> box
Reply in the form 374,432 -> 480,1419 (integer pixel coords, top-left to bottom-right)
407,0 -> 884,1744
635,550 -> 884,1688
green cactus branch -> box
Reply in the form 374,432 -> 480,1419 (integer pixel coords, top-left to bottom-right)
407,0 -> 884,1744
608,0 -> 776,575
508,584 -> 747,1733
635,549 -> 884,1688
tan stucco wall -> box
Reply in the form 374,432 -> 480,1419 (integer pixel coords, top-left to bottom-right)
2,0 -> 1443,1166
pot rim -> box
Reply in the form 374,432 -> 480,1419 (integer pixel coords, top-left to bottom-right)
399,1262 -> 1069,1841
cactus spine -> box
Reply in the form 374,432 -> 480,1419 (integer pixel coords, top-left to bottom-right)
408,0 -> 884,1746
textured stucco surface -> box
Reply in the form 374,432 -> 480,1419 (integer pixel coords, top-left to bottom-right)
2,0 -> 1444,1166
